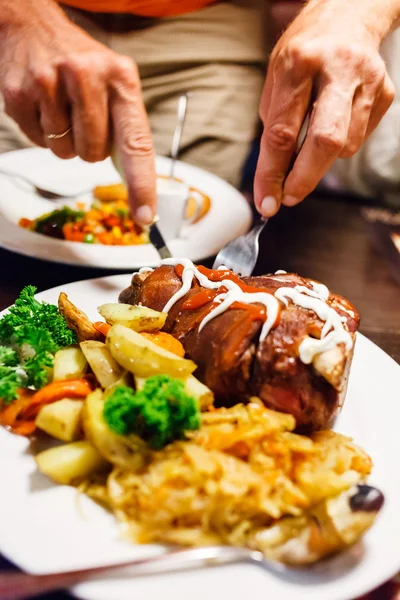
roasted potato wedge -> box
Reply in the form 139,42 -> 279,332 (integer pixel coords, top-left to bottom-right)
98,303 -> 167,332
82,389 -> 149,470
135,374 -> 213,411
53,347 -> 87,382
35,440 -> 107,486
183,375 -> 214,411
58,293 -> 102,342
36,399 -> 84,442
107,324 -> 196,378
104,371 -> 133,398
80,341 -> 123,389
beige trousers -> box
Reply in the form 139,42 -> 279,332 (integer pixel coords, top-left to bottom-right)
0,0 -> 268,187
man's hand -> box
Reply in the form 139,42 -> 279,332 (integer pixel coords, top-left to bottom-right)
255,0 -> 397,217
0,0 -> 156,224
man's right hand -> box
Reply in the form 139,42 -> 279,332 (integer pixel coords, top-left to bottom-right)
0,0 -> 156,225
254,0 -> 397,218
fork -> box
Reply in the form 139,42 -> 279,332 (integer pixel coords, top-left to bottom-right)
212,218 -> 267,276
212,113 -> 311,276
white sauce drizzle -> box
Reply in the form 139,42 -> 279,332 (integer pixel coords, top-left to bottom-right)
163,265 -> 196,313
159,258 -> 352,364
333,302 -> 356,319
274,286 -> 352,363
198,279 -> 280,342
310,281 -> 330,301
275,270 -> 287,275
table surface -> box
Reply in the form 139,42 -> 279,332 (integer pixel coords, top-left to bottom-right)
0,192 -> 399,599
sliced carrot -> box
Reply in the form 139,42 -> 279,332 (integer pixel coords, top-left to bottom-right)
21,379 -> 93,419
0,390 -> 35,428
19,217 -> 33,229
0,389 -> 36,436
62,223 -> 86,243
12,421 -> 37,436
140,332 -> 185,358
97,231 -> 114,245
93,321 -> 111,337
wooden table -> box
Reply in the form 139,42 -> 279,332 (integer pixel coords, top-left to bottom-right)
256,193 -> 400,364
0,192 -> 399,599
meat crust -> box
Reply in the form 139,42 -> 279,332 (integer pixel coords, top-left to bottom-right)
119,266 -> 359,431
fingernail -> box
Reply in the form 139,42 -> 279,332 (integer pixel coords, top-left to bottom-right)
135,205 -> 153,225
282,195 -> 299,207
260,196 -> 278,217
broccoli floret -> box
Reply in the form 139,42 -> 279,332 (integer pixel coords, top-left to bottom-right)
103,375 -> 201,449
0,286 -> 77,403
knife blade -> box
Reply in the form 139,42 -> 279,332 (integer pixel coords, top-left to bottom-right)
148,218 -> 172,259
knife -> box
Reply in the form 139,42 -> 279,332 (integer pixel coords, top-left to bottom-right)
110,146 -> 172,260
148,217 -> 172,259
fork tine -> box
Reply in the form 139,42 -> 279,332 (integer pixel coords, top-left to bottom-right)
212,244 -> 238,272
212,220 -> 267,276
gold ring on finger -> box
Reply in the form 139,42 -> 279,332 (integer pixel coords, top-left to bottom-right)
46,127 -> 72,140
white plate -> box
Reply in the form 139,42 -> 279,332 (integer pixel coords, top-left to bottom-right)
0,149 -> 252,269
1,275 -> 400,600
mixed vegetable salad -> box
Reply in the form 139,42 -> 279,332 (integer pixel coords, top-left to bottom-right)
19,202 -> 147,246
19,180 -> 211,246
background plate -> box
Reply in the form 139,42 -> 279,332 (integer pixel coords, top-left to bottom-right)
0,149 -> 252,269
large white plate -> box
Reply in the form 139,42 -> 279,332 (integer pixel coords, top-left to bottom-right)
0,149 -> 252,269
1,275 -> 400,600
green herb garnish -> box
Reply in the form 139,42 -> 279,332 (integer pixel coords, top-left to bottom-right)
33,207 -> 84,237
103,375 -> 201,449
0,286 -> 77,403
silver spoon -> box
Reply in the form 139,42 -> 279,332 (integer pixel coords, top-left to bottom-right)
0,546 -> 280,600
169,93 -> 190,179
0,167 -> 93,200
